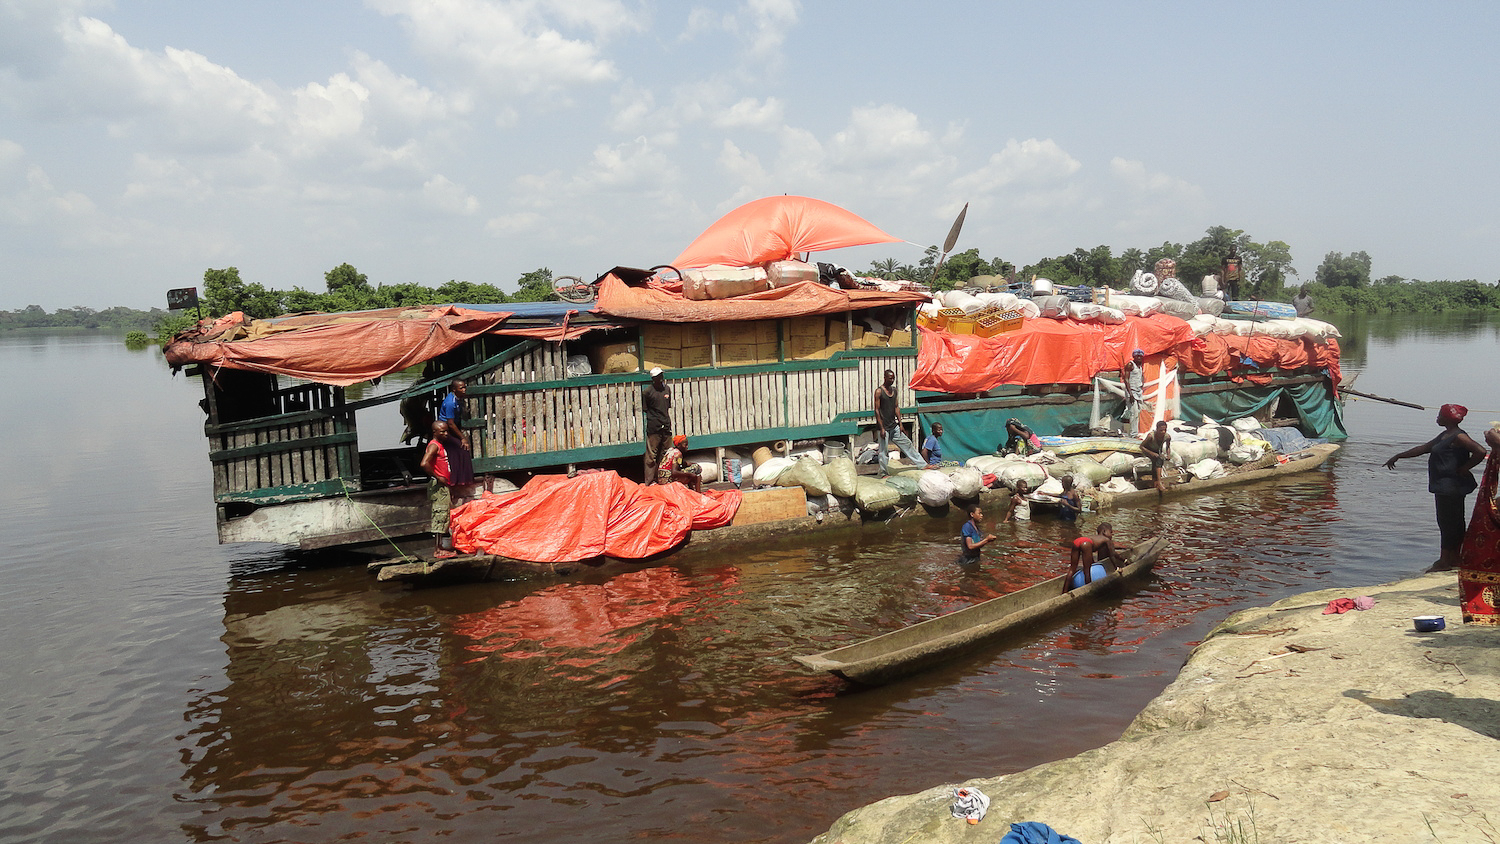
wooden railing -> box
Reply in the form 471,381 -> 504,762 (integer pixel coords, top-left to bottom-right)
467,348 -> 918,471
207,410 -> 359,504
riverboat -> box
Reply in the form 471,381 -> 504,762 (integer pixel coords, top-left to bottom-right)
795,535 -> 1170,685
162,198 -> 1347,557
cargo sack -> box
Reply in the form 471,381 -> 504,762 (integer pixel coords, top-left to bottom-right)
780,456 -> 832,497
853,476 -> 900,513
1196,297 -> 1225,316
1034,295 -> 1072,319
1096,451 -> 1134,476
1171,438 -> 1220,468
753,456 -> 794,487
883,473 -> 921,505
1156,275 -> 1197,302
1154,297 -> 1200,319
998,462 -> 1048,490
1064,455 -> 1112,485
949,467 -> 984,499
966,455 -> 1010,475
916,470 -> 956,507
824,457 -> 858,497
1109,294 -> 1164,317
1036,478 -> 1065,497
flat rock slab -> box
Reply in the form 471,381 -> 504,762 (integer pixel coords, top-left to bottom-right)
811,572 -> 1500,844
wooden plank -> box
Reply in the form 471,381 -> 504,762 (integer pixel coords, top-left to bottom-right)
729,486 -> 807,527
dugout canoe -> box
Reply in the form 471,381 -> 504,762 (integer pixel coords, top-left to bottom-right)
794,535 -> 1169,686
1095,442 -> 1340,510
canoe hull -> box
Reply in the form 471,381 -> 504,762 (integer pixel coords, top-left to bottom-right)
795,536 -> 1168,686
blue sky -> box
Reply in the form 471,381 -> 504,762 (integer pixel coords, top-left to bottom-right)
3,0 -> 1497,310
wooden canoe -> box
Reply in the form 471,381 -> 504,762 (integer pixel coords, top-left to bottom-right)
794,536 -> 1169,686
1096,442 -> 1339,509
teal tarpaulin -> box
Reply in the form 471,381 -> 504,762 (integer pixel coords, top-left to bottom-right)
1180,380 -> 1347,441
917,380 -> 1346,465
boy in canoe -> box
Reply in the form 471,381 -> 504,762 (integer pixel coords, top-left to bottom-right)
960,504 -> 998,564
1067,522 -> 1126,590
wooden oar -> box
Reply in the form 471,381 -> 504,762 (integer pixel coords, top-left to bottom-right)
929,202 -> 968,283
1338,387 -> 1424,410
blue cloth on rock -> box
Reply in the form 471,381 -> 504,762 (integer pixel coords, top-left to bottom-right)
999,821 -> 1083,844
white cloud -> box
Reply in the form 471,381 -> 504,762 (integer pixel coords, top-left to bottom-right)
422,174 -> 480,215
828,105 -> 934,166
951,139 -> 1082,195
678,0 -> 800,61
366,0 -> 634,94
1109,157 -> 1203,202
713,96 -> 785,130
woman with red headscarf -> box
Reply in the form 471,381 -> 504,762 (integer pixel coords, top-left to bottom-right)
1459,424 -> 1500,624
1385,404 -> 1488,570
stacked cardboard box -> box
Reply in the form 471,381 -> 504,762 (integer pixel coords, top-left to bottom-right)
641,324 -> 682,370
887,328 -> 912,347
679,323 -> 713,368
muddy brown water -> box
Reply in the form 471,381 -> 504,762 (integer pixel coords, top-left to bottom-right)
1,313 -> 1497,844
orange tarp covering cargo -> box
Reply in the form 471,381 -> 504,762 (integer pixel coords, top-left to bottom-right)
671,195 -> 903,269
595,273 -> 927,323
912,314 -> 1194,393
163,305 -> 513,387
1177,334 -> 1342,387
449,471 -> 742,564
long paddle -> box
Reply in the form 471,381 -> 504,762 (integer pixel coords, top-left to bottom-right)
929,202 -> 968,284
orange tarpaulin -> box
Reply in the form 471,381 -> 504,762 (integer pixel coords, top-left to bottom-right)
163,305 -> 512,387
671,195 -> 903,269
912,314 -> 1194,393
1176,334 -> 1342,386
449,471 -> 743,563
594,273 -> 927,323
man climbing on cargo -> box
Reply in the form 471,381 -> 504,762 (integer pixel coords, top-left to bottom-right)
436,379 -> 470,449
420,420 -> 474,559
960,504 -> 998,564
1067,522 -> 1126,590
873,369 -> 924,476
1140,420 -> 1172,493
643,367 -> 673,484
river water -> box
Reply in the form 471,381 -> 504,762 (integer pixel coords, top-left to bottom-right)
0,314 -> 1496,844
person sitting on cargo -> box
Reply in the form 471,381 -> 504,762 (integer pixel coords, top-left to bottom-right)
1002,418 -> 1041,457
1057,476 -> 1083,524
1140,420 -> 1172,492
1067,522 -> 1126,590
921,422 -> 945,467
420,420 -> 474,559
643,367 -> 673,484
1007,480 -> 1031,522
960,504 -> 998,564
435,379 -> 470,449
657,434 -> 702,492
874,369 -> 925,476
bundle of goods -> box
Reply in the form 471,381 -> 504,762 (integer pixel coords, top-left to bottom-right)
996,461 -> 1049,490
1185,458 -> 1227,480
824,457 -> 859,497
779,456 -> 832,497
1170,436 -> 1221,468
916,470 -> 956,507
1153,297 -> 1201,319
883,472 -> 921,505
1064,454 -> 1113,485
1108,294 -> 1164,317
681,265 -> 771,300
942,290 -> 986,314
1297,318 -> 1342,341
948,466 -> 985,499
854,476 -> 900,513
753,456 -> 794,487
1197,297 -> 1225,316
974,290 -> 1022,312
685,452 -> 722,483
1130,271 -> 1161,296
1015,299 -> 1042,319
765,260 -> 819,289
1034,295 -> 1072,319
965,454 -> 1012,475
1067,301 -> 1125,324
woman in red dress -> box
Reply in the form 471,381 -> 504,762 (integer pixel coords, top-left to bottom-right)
1459,426 -> 1500,625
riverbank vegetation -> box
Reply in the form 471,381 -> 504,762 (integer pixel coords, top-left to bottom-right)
867,225 -> 1500,314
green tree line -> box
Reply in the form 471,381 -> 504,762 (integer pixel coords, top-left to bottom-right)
0,304 -> 172,332
152,263 -> 557,341
865,226 -> 1499,313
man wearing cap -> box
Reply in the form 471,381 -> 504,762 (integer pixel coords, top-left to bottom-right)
643,367 -> 673,484
1121,349 -> 1146,432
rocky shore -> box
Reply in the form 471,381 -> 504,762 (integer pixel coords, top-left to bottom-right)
810,572 -> 1500,844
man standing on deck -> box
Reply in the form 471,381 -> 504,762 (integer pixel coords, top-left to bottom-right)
643,367 -> 672,485
420,420 -> 474,559
436,379 -> 470,450
1121,349 -> 1146,433
1292,284 -> 1316,317
874,369 -> 924,476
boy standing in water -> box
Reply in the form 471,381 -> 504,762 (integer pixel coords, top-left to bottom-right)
959,504 -> 998,564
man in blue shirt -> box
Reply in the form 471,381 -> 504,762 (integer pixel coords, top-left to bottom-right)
921,422 -> 944,467
959,504 -> 997,564
436,379 -> 469,450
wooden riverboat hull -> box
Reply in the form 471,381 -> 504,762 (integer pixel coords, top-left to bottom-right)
1096,443 -> 1339,509
794,536 -> 1169,686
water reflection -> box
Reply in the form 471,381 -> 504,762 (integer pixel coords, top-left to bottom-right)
178,462 -> 1352,843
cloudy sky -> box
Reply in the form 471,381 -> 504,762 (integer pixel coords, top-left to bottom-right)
3,0 -> 1497,310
